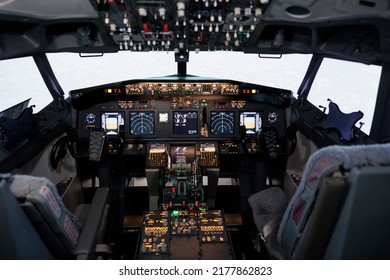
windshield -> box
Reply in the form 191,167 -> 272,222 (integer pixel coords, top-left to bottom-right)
0,52 -> 312,113
47,52 -> 312,98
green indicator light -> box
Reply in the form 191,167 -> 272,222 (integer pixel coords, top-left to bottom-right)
172,210 -> 179,217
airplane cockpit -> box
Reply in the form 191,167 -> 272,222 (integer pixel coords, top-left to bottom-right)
1,0 -> 390,262
71,77 -> 291,205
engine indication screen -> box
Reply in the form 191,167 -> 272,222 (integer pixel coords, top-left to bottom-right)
173,111 -> 198,135
130,111 -> 155,135
240,111 -> 262,135
170,144 -> 196,164
101,112 -> 125,135
210,111 -> 235,135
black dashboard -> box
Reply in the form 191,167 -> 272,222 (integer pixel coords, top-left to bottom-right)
72,78 -> 291,143
69,77 -> 292,209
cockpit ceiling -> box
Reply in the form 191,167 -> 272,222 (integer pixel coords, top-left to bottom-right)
0,0 -> 389,64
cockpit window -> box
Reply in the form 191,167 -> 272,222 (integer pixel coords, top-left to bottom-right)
0,57 -> 52,113
47,52 -> 312,99
47,52 -> 177,97
308,58 -> 382,135
188,53 -> 312,92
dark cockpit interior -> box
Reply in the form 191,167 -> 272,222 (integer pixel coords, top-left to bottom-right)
63,75 -> 295,259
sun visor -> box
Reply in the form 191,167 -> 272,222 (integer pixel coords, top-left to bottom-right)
245,0 -> 390,65
0,0 -> 117,60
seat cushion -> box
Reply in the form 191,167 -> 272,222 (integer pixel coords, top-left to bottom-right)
248,187 -> 287,230
248,187 -> 288,259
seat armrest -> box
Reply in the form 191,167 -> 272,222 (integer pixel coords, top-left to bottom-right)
74,187 -> 109,259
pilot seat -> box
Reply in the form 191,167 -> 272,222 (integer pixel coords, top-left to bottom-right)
249,143 -> 390,259
0,174 -> 112,259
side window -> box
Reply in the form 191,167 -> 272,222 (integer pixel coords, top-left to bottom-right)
307,58 -> 382,135
0,57 -> 53,113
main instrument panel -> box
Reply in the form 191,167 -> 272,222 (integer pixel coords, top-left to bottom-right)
71,77 -> 291,210
73,78 -> 290,141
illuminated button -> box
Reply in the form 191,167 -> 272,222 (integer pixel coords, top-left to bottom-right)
85,113 -> 96,124
163,23 -> 169,32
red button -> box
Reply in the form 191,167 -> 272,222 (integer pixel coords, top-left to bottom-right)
143,23 -> 149,32
163,23 -> 169,32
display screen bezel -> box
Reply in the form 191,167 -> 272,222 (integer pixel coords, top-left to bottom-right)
129,111 -> 155,136
172,110 -> 199,136
158,112 -> 169,124
101,111 -> 125,135
170,144 -> 196,164
239,111 -> 262,135
209,110 -> 236,135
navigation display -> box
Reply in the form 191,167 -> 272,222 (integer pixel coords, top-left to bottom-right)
130,111 -> 155,135
240,111 -> 262,135
210,111 -> 235,135
173,111 -> 198,135
101,112 -> 125,135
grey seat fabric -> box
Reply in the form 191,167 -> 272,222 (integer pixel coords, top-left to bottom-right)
0,175 -> 53,259
325,165 -> 390,259
249,143 -> 390,259
4,174 -> 109,259
248,187 -> 288,259
10,175 -> 81,256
